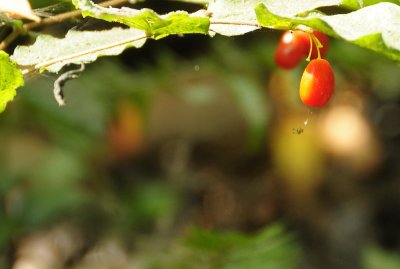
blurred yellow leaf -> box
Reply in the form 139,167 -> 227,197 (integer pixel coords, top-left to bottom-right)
0,0 -> 40,22
270,114 -> 325,196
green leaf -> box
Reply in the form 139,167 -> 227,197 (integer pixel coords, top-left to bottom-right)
11,27 -> 147,73
208,0 -> 344,36
0,51 -> 23,112
183,223 -> 299,269
208,0 -> 400,60
12,0 -> 400,75
364,245 -> 400,269
255,2 -> 400,61
222,224 -> 299,269
72,0 -> 210,39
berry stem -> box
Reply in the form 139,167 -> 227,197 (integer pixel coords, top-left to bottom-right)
306,34 -> 313,61
310,33 -> 323,59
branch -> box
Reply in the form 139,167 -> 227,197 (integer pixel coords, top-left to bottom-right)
0,0 -> 132,51
25,0 -> 131,31
210,20 -> 260,28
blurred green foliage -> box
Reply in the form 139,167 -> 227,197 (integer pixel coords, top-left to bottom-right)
146,223 -> 299,269
1,6 -> 400,266
364,246 -> 400,269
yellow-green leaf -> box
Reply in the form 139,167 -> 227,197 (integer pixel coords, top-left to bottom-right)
72,0 -> 210,38
0,51 -> 24,112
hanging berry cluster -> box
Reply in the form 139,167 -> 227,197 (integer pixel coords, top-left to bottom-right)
274,30 -> 335,107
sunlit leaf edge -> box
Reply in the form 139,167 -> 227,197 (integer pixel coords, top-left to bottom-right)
72,0 -> 210,38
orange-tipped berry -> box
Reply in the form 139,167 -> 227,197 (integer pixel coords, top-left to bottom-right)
300,59 -> 335,107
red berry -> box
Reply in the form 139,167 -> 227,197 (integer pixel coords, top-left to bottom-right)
299,59 -> 335,107
274,30 -> 309,69
308,30 -> 329,59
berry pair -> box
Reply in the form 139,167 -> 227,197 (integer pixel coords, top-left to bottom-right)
275,30 -> 334,107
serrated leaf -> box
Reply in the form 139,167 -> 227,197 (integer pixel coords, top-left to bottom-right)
0,51 -> 24,112
11,27 -> 147,73
255,2 -> 400,61
72,0 -> 210,38
208,0 -> 344,36
207,1 -> 400,36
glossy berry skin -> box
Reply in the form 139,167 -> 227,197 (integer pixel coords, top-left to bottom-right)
309,30 -> 329,59
274,30 -> 309,69
300,59 -> 335,107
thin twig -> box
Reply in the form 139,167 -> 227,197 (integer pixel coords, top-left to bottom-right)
0,27 -> 21,50
25,0 -> 131,30
210,19 -> 261,28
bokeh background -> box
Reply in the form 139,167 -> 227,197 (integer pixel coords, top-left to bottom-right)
1,1 -> 400,268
